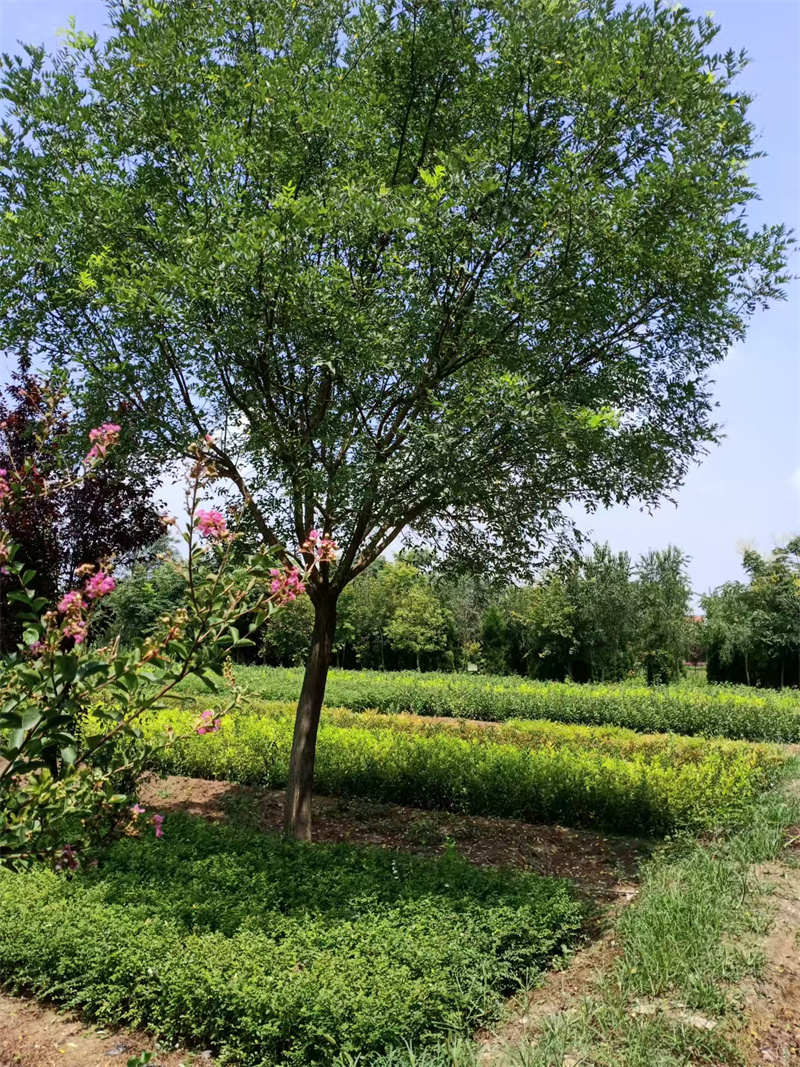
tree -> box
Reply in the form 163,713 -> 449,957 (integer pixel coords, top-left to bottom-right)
567,544 -> 637,681
635,546 -> 692,684
387,582 -> 448,670
93,538 -> 188,650
0,0 -> 788,837
504,578 -> 574,679
480,604 -> 509,675
742,539 -> 800,688
0,366 -> 163,651
702,581 -> 753,683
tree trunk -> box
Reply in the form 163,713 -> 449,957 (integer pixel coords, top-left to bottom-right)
744,651 -> 750,687
283,590 -> 337,841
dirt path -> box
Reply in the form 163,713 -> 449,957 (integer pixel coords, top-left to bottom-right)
479,789 -> 800,1065
739,826 -> 800,1064
0,993 -> 211,1067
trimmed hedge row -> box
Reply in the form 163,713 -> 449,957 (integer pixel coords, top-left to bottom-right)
0,814 -> 582,1066
145,703 -> 787,835
192,667 -> 800,742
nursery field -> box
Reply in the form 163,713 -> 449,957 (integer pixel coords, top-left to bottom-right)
147,701 -> 787,836
195,666 -> 800,742
2,672 -> 799,1067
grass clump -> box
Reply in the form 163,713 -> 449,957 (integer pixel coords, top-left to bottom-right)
143,703 -> 787,836
0,814 -> 582,1067
503,765 -> 800,1067
189,666 -> 800,743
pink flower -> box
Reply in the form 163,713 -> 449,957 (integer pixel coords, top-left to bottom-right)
130,803 -> 146,816
57,589 -> 88,644
0,468 -> 9,503
195,708 -> 221,735
195,508 -> 229,540
84,423 -> 121,465
84,570 -> 115,600
152,813 -> 164,839
301,530 -> 338,563
57,589 -> 83,614
64,619 -> 88,644
269,565 -> 305,605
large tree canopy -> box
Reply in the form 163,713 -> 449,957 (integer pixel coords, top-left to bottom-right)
0,0 -> 789,835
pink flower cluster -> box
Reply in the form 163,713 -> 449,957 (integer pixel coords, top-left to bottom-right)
195,508 -> 229,540
57,589 -> 89,644
56,570 -> 116,643
130,804 -> 164,838
302,529 -> 338,563
269,565 -> 305,604
84,570 -> 115,599
84,422 -> 121,465
195,709 -> 222,735
0,468 -> 9,504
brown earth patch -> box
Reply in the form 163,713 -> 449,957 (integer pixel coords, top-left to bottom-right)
739,829 -> 800,1065
139,773 -> 648,898
0,993 -> 212,1067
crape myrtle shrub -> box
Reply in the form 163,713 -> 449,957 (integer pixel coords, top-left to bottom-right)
146,702 -> 787,835
0,813 -> 583,1066
183,666 -> 800,743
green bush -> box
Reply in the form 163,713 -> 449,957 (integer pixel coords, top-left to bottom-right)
145,704 -> 786,835
185,666 -> 800,742
0,814 -> 582,1066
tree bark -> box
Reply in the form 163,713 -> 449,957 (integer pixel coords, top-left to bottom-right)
283,590 -> 337,841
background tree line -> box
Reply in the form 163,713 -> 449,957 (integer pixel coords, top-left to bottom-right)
703,539 -> 800,688
96,541 -> 697,684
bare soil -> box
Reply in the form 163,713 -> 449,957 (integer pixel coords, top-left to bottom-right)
139,773 -> 647,898
739,828 -> 800,1065
0,993 -> 210,1067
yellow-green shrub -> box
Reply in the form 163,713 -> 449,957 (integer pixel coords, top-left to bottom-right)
143,703 -> 786,836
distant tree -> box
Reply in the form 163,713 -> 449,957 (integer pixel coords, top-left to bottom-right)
93,538 -> 187,649
480,604 -> 509,675
743,539 -> 800,688
702,582 -> 753,683
387,583 -> 449,671
567,544 -> 637,681
686,616 -> 707,669
260,594 -> 316,667
635,546 -> 692,684
437,573 -> 490,669
1,0 -> 789,836
504,578 -> 575,679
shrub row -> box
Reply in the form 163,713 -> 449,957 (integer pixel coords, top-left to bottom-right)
193,667 -> 800,742
145,704 -> 787,835
0,814 -> 582,1066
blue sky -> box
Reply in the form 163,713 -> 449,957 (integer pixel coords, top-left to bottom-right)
1,1 -> 798,602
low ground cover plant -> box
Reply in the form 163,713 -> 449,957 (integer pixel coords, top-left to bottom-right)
195,667 -> 800,743
145,703 -> 786,835
0,813 -> 582,1067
